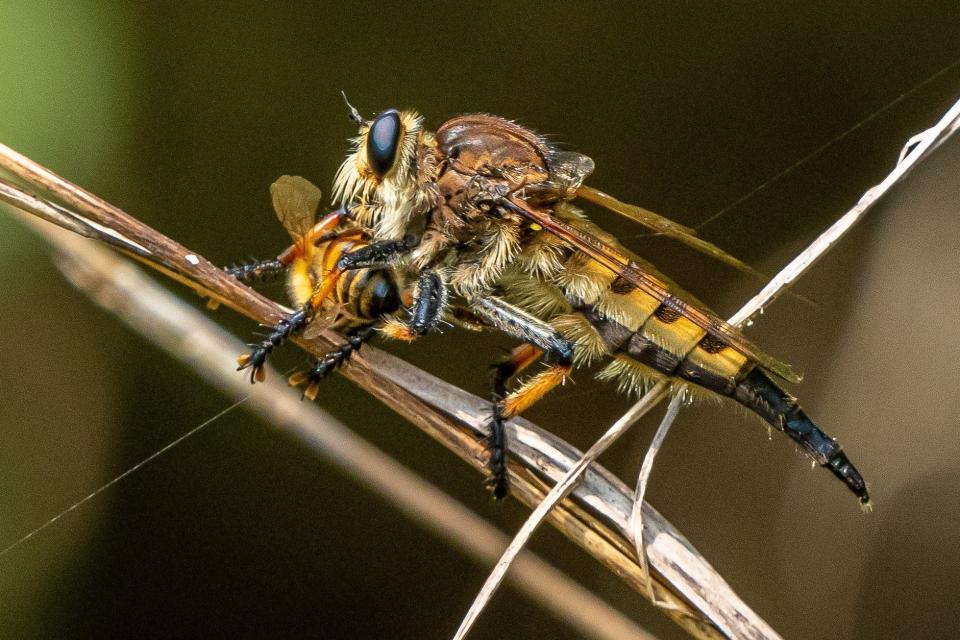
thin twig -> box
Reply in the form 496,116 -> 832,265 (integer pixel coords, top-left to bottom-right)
728,94 -> 960,328
0,146 -> 776,639
452,382 -> 673,640
14,216 -> 653,640
632,390 -> 686,609
452,93 -> 960,640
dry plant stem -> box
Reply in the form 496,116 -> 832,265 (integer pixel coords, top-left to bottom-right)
24,220 -> 654,640
728,93 -> 960,327
632,390 -> 686,608
455,94 -> 960,640
0,148 -> 772,639
452,382 -> 673,640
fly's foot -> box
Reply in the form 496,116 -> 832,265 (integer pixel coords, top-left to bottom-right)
237,307 -> 310,383
237,347 -> 269,383
483,401 -> 509,500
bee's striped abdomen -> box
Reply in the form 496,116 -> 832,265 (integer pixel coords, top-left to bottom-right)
312,236 -> 401,323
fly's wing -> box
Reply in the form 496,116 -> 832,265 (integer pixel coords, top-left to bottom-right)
504,196 -> 802,384
270,175 -> 322,240
548,151 -> 595,197
575,184 -> 772,283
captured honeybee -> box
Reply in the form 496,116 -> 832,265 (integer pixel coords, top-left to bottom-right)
230,175 -> 403,401
231,102 -> 869,508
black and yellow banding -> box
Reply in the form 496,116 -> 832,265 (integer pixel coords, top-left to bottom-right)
236,230 -> 402,387
581,302 -> 870,506
493,204 -> 869,505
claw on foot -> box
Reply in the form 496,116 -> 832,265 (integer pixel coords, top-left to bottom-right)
237,350 -> 267,383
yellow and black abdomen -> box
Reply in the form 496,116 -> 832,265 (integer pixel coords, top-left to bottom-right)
287,234 -> 401,325
580,301 -> 869,505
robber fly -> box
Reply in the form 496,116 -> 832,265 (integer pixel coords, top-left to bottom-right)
230,102 -> 870,508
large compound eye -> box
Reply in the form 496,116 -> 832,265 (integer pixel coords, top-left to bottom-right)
366,109 -> 402,178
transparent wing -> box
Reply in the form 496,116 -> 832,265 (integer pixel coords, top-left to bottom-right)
575,184 -> 772,282
547,151 -> 595,196
270,175 -> 322,239
504,196 -> 802,384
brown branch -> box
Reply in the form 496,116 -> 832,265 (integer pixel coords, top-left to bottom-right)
10,217 -> 649,640
0,143 -> 781,639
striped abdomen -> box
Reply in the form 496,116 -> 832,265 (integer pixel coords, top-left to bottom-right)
581,305 -> 869,505
287,235 -> 401,324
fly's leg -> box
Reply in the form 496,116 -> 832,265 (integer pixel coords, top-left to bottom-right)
289,324 -> 378,400
488,343 -> 544,499
471,295 -> 576,499
380,270 -> 446,342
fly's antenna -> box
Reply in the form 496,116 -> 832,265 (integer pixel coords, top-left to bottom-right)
341,91 -> 364,126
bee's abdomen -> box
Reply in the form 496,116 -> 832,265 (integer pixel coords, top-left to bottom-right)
334,268 -> 401,319
318,238 -> 401,321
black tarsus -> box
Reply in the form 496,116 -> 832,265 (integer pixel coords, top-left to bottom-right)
475,295 -> 577,500
334,236 -> 416,271
297,324 -> 377,397
238,306 -> 310,383
407,270 -> 445,336
487,355 -> 523,500
486,402 -> 509,500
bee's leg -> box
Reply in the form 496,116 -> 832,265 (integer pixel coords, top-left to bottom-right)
225,258 -> 286,285
380,270 -> 446,341
225,208 -> 351,286
237,305 -> 311,383
470,295 -> 576,498
289,324 -> 378,400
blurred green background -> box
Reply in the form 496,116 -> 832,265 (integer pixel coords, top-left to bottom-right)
2,2 -> 959,638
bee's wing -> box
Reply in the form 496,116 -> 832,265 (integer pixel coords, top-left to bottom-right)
575,184 -> 773,283
270,175 -> 322,240
504,196 -> 802,384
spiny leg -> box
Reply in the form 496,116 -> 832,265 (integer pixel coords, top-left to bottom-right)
237,306 -> 310,383
488,343 -> 543,499
381,269 -> 446,341
289,324 -> 378,400
226,258 -> 286,285
471,295 -> 575,498
237,236 -> 412,383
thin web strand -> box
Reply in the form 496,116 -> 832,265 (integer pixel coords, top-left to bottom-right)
618,55 -> 960,242
0,397 -> 248,560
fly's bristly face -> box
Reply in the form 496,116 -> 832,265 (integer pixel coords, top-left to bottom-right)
332,108 -> 436,240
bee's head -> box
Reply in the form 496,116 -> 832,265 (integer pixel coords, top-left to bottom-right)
333,100 -> 425,239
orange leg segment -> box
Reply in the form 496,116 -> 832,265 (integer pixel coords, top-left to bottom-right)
501,363 -> 572,417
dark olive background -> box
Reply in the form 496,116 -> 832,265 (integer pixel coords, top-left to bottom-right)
2,2 -> 960,639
